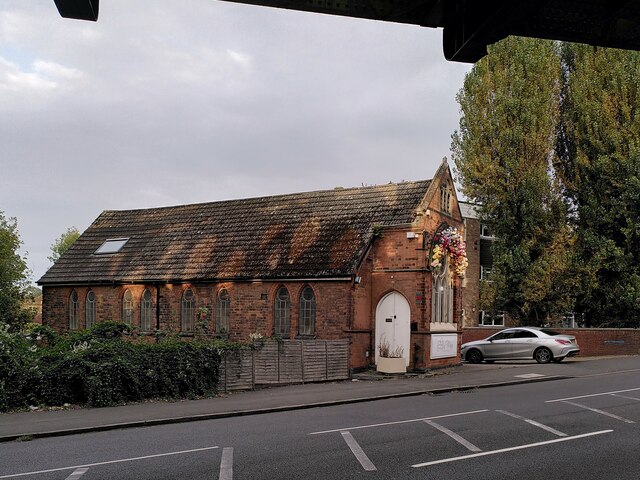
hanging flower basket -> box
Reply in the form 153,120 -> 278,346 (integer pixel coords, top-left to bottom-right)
430,227 -> 468,277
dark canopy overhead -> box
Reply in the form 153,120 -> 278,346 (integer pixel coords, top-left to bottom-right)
54,0 -> 640,63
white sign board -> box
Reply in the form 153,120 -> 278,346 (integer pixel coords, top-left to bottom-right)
430,334 -> 458,359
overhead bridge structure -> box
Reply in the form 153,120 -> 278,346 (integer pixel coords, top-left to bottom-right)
53,0 -> 640,63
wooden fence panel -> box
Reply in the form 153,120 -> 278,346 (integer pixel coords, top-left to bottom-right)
221,350 -> 254,392
254,341 -> 279,384
219,339 -> 349,391
278,340 -> 304,383
327,340 -> 350,380
303,341 -> 328,382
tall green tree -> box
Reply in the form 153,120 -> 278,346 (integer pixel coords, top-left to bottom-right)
0,211 -> 33,328
557,44 -> 640,327
48,227 -> 80,263
452,37 -> 574,324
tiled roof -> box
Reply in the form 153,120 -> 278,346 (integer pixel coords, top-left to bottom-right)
38,181 -> 431,285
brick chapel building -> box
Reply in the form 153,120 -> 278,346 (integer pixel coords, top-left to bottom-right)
38,160 -> 466,371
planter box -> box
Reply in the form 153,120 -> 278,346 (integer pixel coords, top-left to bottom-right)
376,357 -> 406,374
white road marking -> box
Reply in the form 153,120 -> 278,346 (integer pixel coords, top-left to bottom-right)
546,387 -> 640,403
496,410 -> 567,437
412,430 -> 613,468
0,446 -> 219,479
514,373 -> 546,379
340,431 -> 377,471
219,447 -> 233,480
611,393 -> 640,401
560,400 -> 635,424
309,409 -> 489,435
64,468 -> 88,480
423,420 -> 481,452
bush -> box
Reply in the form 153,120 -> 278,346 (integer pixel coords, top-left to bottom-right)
0,321 -> 241,411
0,324 -> 37,410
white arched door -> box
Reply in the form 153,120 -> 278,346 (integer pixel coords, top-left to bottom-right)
375,292 -> 411,366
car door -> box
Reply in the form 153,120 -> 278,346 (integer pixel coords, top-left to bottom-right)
482,330 -> 515,359
510,329 -> 539,358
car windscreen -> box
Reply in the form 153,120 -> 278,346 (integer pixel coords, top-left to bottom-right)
540,329 -> 561,336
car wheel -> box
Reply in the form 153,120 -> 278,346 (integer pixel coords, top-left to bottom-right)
552,357 -> 564,363
534,347 -> 552,364
466,349 -> 483,364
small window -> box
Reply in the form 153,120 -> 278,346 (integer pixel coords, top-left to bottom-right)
94,238 -> 129,255
480,266 -> 493,281
86,290 -> 96,328
274,286 -> 290,336
69,291 -> 79,330
216,288 -> 230,334
440,184 -> 452,213
480,311 -> 505,326
299,286 -> 316,336
141,289 -> 153,331
480,224 -> 494,238
122,289 -> 133,325
181,289 -> 195,332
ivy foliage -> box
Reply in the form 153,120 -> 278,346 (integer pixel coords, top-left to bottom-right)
0,321 -> 243,412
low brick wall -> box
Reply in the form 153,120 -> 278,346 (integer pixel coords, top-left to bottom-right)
463,327 -> 640,357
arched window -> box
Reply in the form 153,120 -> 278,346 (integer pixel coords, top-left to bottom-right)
69,291 -> 79,330
141,289 -> 153,331
216,288 -> 230,334
440,183 -> 452,213
86,290 -> 96,328
274,286 -> 290,336
122,289 -> 133,325
432,256 -> 453,323
299,286 -> 316,336
181,289 -> 195,332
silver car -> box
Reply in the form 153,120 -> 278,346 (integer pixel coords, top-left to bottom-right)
461,327 -> 580,364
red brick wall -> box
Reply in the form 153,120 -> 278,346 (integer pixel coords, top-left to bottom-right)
43,280 -> 352,342
461,216 -> 481,327
463,327 -> 640,356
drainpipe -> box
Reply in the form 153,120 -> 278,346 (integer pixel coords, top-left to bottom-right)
155,284 -> 161,332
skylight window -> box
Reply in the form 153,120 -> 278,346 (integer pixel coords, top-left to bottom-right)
94,238 -> 129,255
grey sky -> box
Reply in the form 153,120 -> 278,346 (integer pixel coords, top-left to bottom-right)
0,0 -> 471,283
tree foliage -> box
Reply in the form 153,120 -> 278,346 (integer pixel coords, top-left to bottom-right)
557,44 -> 640,326
0,211 -> 32,328
453,37 -> 640,327
49,227 -> 80,263
452,37 -> 574,325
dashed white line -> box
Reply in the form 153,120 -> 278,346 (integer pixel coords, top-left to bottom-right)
412,430 -> 613,468
0,446 -> 220,479
340,431 -> 377,471
219,447 -> 233,480
423,420 -> 481,452
560,400 -> 635,424
611,393 -> 640,401
546,387 -> 640,403
64,468 -> 88,480
496,410 -> 567,437
309,409 -> 489,435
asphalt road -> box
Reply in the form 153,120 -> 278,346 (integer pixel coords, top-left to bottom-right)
2,369 -> 639,479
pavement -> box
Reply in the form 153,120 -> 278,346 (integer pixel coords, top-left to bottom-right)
1,355 -> 638,443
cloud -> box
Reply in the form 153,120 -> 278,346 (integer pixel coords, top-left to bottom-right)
0,0 -> 471,282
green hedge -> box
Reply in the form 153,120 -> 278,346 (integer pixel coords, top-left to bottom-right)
0,322 -> 244,411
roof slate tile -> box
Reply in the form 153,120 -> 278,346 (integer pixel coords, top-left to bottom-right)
38,181 -> 430,285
